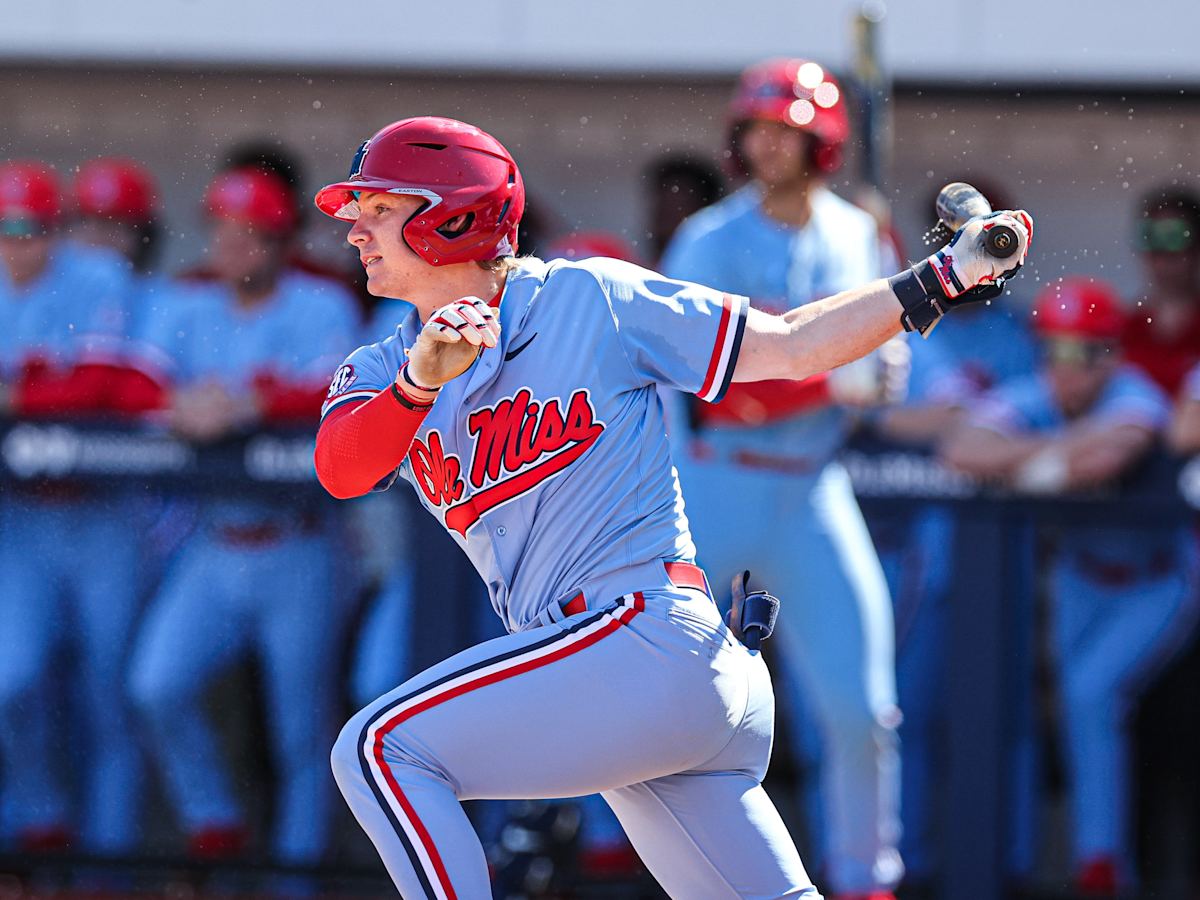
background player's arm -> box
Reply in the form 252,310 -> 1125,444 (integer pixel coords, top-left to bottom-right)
943,421 -> 1155,492
1169,398 -> 1200,454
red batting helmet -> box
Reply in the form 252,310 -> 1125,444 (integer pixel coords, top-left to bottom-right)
729,58 -> 850,175
0,161 -> 61,227
204,167 -> 298,235
75,158 -> 157,223
1033,277 -> 1126,341
314,116 -> 525,266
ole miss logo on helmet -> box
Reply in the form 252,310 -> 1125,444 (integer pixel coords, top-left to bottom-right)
408,387 -> 605,536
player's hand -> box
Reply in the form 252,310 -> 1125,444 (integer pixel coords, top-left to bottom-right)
828,337 -> 910,407
406,297 -> 501,390
170,381 -> 258,442
928,210 -> 1034,304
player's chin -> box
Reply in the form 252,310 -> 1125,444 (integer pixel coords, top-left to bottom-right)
364,269 -> 396,298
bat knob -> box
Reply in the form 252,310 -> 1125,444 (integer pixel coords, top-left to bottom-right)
985,224 -> 1019,259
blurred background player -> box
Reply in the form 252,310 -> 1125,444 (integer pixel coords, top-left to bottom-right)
72,157 -> 161,277
0,160 -> 147,855
661,58 -> 904,899
942,277 -> 1200,896
126,165 -> 360,865
1123,187 -> 1200,396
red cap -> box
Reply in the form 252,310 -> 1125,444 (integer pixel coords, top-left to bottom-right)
0,161 -> 61,226
315,116 -> 525,266
1033,277 -> 1126,341
75,158 -> 157,223
204,167 -> 298,234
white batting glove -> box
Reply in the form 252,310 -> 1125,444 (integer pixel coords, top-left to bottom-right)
928,210 -> 1033,299
828,337 -> 911,407
406,297 -> 502,390
891,209 -> 1034,336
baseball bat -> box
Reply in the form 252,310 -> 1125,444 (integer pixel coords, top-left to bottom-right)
935,182 -> 1019,259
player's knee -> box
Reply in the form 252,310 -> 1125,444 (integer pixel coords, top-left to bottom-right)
127,654 -> 196,722
330,714 -> 367,793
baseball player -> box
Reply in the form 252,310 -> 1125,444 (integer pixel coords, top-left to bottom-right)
1123,187 -> 1200,397
311,114 -> 1030,899
0,161 -> 146,854
658,59 -> 907,898
126,166 -> 360,863
942,278 -> 1197,894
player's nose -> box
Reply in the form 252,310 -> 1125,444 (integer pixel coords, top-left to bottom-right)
347,217 -> 370,246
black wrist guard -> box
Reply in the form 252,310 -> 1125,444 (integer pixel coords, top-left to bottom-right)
890,259 -> 1006,337
889,261 -> 948,336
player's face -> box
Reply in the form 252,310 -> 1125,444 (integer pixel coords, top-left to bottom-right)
1139,214 -> 1200,297
740,119 -> 812,188
1044,338 -> 1118,417
0,231 -> 53,285
209,218 -> 286,288
74,216 -> 142,264
346,192 -> 429,298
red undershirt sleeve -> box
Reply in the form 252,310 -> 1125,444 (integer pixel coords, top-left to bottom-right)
314,387 -> 430,500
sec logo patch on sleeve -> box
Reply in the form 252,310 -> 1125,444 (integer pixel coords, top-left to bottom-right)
327,364 -> 357,398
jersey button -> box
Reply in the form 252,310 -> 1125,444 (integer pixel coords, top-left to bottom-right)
497,526 -> 507,536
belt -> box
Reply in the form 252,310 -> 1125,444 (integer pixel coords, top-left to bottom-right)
560,561 -> 710,616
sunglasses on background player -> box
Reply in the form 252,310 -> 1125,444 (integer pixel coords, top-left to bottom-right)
1040,336 -> 1117,368
0,218 -> 45,238
1139,217 -> 1196,253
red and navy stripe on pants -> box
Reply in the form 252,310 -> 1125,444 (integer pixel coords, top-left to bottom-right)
355,592 -> 645,900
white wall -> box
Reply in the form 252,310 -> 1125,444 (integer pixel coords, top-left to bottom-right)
2,0 -> 1198,84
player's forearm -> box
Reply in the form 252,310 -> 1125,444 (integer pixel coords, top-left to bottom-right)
1061,426 -> 1154,489
1168,401 -> 1200,455
940,426 -> 1049,479
732,279 -> 902,384
315,387 -> 430,499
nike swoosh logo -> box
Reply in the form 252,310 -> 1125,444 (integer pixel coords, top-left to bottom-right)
504,333 -> 538,361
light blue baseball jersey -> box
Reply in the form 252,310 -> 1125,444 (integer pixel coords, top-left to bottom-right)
139,269 -> 359,526
0,240 -> 132,377
970,365 -> 1171,567
139,270 -> 358,389
321,257 -> 749,634
660,183 -> 884,462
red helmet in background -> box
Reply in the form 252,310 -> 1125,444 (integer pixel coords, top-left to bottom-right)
314,116 -> 525,267
545,231 -> 641,265
204,167 -> 298,235
1033,277 -> 1126,341
75,158 -> 157,223
0,161 -> 61,227
729,58 -> 850,175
